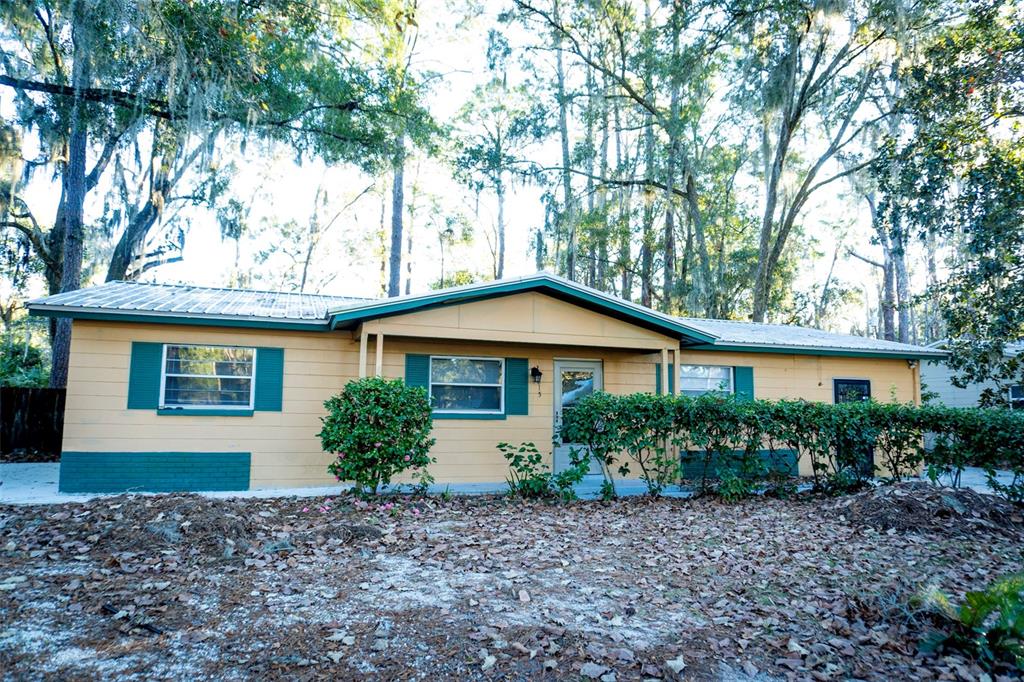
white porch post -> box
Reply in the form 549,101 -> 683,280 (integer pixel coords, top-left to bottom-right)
358,330 -> 368,378
374,332 -> 384,377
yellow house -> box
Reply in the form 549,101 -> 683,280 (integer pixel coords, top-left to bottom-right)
27,273 -> 943,493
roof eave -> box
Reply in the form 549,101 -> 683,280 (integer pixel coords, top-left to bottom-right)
687,341 -> 948,359
27,304 -> 332,332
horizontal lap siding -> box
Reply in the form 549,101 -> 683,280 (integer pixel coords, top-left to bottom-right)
65,321 -> 354,488
378,339 -> 661,483
65,321 -> 665,487
65,321 -> 917,487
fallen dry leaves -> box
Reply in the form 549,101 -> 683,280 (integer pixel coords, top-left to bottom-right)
0,485 -> 1021,680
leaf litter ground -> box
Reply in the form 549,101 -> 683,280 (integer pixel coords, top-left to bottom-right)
1,484 -> 1022,680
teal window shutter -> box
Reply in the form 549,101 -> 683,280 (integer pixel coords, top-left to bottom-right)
734,366 -> 754,401
127,342 -> 163,409
504,358 -> 529,415
254,348 -> 284,411
654,363 -> 675,395
405,354 -> 429,389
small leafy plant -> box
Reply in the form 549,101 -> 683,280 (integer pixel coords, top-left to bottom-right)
919,574 -> 1024,672
319,377 -> 436,495
499,441 -> 588,501
716,468 -> 756,502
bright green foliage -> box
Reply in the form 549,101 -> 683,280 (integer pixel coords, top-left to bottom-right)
920,574 -> 1024,672
0,332 -> 49,387
716,468 -> 758,503
497,441 -> 587,501
319,377 -> 435,495
876,0 -> 1024,399
560,391 -> 1024,500
558,391 -> 627,496
921,406 -> 1024,503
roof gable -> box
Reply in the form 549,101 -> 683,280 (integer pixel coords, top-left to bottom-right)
328,273 -> 715,343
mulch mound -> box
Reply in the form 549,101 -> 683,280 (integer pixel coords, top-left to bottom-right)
1,494 -> 383,562
826,482 -> 1024,536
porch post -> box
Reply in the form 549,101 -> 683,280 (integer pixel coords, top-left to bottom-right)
358,330 -> 368,378
374,332 -> 384,377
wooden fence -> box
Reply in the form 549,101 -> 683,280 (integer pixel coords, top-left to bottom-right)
0,387 -> 66,457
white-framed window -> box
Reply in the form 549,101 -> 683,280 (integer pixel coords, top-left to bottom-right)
429,356 -> 504,414
1010,384 -> 1024,410
160,344 -> 256,409
678,364 -> 734,397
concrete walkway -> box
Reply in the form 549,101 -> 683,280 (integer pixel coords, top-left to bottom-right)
0,463 -> 696,505
0,462 -> 1013,505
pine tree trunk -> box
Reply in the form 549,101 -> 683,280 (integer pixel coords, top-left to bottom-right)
662,8 -> 681,312
640,115 -> 655,308
554,0 -> 574,280
50,14 -> 90,389
496,174 -> 505,279
387,145 -> 405,297
893,245 -> 911,343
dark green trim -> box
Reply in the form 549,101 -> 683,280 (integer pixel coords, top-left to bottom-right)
431,412 -> 507,421
157,408 -> 254,416
686,343 -> 943,360
405,354 -> 430,389
734,366 -> 754,401
127,342 -> 162,409
328,277 -> 716,343
505,358 -> 529,415
254,347 -> 284,411
29,308 -> 329,332
59,451 -> 251,493
654,363 -> 675,395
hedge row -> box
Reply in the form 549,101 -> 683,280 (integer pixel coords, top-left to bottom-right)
558,392 -> 1024,501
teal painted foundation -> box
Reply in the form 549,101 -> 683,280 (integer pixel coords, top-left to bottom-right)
59,451 -> 251,493
681,449 -> 799,480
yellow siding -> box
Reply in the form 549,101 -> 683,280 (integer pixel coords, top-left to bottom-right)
367,292 -> 679,349
64,314 -> 919,487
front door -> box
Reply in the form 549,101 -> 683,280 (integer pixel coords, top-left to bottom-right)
553,360 -> 604,475
833,379 -> 874,477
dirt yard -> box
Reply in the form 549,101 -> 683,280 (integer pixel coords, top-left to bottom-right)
1,486 -> 1022,681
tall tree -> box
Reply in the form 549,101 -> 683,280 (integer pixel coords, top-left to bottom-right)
1,0 -> 432,383
876,0 -> 1024,403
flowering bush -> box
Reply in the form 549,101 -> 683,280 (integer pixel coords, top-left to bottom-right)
319,377 -> 435,494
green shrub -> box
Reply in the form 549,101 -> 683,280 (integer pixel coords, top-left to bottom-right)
559,390 -> 1024,501
615,393 -> 679,495
921,405 -> 1024,502
498,441 -> 587,500
716,467 -> 757,502
0,333 -> 49,387
920,574 -> 1024,672
319,377 -> 435,494
559,391 -> 624,496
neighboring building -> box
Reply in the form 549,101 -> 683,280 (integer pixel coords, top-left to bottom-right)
27,273 -> 944,493
921,341 -> 1024,409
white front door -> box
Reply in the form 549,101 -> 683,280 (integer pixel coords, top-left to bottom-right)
553,360 -> 604,475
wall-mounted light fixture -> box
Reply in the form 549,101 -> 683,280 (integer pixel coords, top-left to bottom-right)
531,366 -> 543,396
907,359 -> 919,369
